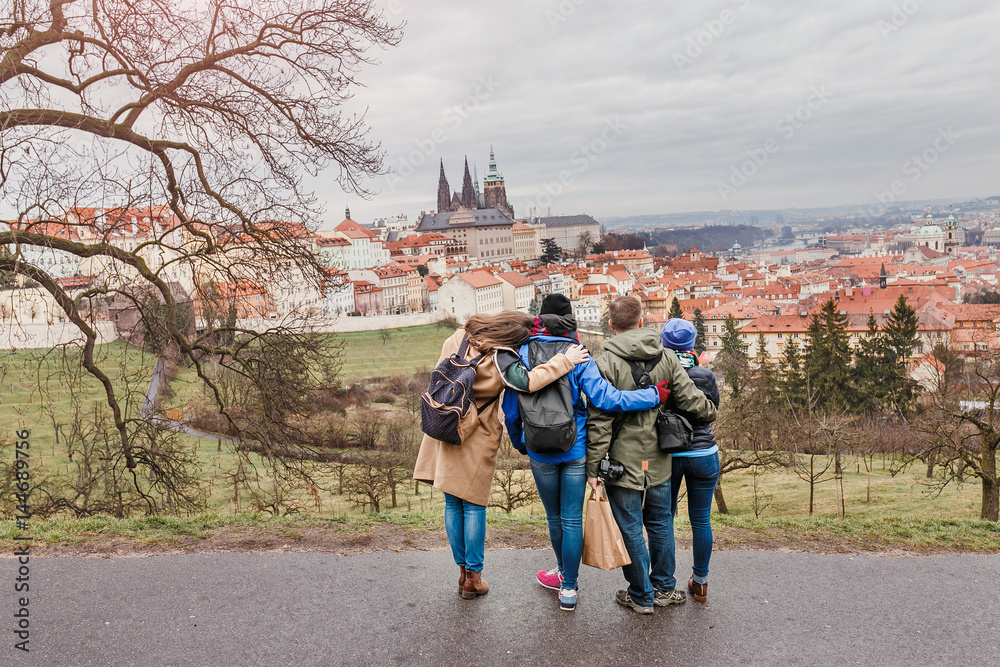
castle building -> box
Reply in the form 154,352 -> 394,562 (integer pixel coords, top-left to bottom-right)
436,147 -> 513,219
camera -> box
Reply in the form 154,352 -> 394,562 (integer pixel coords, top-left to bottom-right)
598,455 -> 625,481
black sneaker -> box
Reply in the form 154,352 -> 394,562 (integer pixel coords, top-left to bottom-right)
615,590 -> 653,615
654,588 -> 687,607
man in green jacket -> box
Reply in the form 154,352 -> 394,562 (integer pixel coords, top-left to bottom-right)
587,296 -> 717,614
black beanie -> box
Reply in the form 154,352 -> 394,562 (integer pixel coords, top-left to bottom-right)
540,293 -> 573,316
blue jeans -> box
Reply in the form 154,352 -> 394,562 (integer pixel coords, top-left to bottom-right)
670,453 -> 720,584
444,493 -> 486,572
530,456 -> 587,590
605,480 -> 674,608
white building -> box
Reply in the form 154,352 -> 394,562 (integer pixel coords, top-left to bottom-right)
496,271 -> 536,311
437,272 -> 504,323
321,269 -> 354,316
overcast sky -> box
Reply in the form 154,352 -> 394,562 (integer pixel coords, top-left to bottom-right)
318,0 -> 1000,227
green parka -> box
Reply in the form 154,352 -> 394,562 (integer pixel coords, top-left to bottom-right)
586,327 -> 718,490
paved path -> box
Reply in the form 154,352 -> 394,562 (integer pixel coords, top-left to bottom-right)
14,550 -> 1000,666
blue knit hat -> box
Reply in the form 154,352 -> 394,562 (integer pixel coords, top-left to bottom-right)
661,318 -> 697,351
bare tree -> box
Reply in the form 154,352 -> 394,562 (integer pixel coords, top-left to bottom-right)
489,439 -> 539,513
919,351 -> 1000,521
1,1 -> 401,511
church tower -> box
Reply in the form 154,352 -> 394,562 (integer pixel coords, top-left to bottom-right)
437,160 -> 452,213
944,214 -> 960,257
460,157 -> 477,209
483,146 -> 513,218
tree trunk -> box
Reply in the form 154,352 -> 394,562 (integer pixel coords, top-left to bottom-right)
713,479 -> 729,514
808,454 -> 815,515
389,469 -> 397,509
981,439 -> 999,522
926,452 -> 936,479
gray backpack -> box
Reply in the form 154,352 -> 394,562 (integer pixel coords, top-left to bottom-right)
517,339 -> 577,454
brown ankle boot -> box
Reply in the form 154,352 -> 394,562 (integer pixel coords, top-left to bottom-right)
688,577 -> 708,602
461,569 -> 489,599
458,566 -> 467,594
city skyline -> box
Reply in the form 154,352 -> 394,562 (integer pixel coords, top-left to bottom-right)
321,0 -> 1000,227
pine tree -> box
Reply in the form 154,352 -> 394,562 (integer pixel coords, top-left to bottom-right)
804,299 -> 852,410
540,238 -> 562,264
883,295 -> 920,367
779,336 -> 806,408
881,295 -> 921,415
668,296 -> 683,320
751,331 -> 778,400
717,315 -> 749,397
692,308 -> 707,355
852,311 -> 887,412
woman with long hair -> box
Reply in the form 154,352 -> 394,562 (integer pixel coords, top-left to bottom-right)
413,311 -> 590,599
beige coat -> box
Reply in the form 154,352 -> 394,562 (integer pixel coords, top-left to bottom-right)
413,329 -> 574,506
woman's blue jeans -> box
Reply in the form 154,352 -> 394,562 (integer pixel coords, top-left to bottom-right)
670,452 -> 720,584
444,493 -> 486,572
529,456 -> 587,590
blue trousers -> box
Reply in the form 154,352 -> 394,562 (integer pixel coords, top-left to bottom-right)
530,456 -> 587,590
605,480 -> 674,607
670,452 -> 720,584
444,493 -> 486,572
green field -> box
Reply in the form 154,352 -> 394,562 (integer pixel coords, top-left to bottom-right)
4,328 -> 1000,552
0,341 -> 158,452
333,324 -> 449,381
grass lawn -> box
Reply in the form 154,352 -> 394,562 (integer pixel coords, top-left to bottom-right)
0,341 -> 158,453
162,323 -> 452,413
332,323 -> 451,382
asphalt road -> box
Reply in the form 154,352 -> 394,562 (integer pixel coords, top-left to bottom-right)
10,549 -> 1000,666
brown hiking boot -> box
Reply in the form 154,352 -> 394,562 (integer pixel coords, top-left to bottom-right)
458,566 -> 466,594
461,569 -> 489,599
688,577 -> 708,603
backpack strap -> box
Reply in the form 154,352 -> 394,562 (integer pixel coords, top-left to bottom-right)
626,351 -> 663,389
456,333 -> 470,359
477,393 -> 499,412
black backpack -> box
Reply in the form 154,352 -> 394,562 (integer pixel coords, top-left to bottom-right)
625,353 -> 693,454
517,339 -> 577,454
420,335 -> 497,445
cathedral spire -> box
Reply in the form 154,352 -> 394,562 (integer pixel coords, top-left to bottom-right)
473,164 -> 483,208
460,156 -> 476,209
437,159 -> 452,212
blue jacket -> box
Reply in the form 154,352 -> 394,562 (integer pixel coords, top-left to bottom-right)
504,334 -> 660,463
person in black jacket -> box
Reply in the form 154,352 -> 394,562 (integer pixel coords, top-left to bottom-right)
660,318 -> 720,603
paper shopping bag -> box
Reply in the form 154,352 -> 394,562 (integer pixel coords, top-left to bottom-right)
581,486 -> 631,570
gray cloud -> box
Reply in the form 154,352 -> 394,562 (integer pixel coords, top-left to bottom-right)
317,0 -> 1000,227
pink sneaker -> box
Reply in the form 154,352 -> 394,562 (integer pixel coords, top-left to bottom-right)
536,568 -> 563,590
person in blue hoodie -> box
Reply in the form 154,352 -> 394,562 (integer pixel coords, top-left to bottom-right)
660,318 -> 721,604
503,293 -> 671,612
